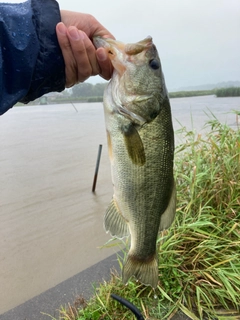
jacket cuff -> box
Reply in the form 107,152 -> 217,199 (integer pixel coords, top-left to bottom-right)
21,0 -> 65,103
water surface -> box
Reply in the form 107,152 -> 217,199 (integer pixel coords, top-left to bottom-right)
0,96 -> 239,314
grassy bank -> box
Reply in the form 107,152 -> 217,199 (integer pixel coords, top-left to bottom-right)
169,87 -> 240,98
53,118 -> 239,320
168,90 -> 214,98
215,87 -> 240,97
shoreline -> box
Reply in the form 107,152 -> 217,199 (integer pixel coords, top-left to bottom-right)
0,97 -> 239,316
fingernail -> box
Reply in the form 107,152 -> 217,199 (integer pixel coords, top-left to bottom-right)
57,22 -> 67,35
68,27 -> 80,40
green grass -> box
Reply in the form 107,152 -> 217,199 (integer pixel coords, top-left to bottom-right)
53,117 -> 240,320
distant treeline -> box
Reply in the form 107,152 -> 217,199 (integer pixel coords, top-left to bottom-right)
215,87 -> 240,97
69,83 -> 240,100
169,87 -> 240,98
169,90 -> 214,98
14,84 -> 240,107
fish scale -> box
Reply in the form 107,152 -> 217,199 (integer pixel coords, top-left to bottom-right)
94,36 -> 176,288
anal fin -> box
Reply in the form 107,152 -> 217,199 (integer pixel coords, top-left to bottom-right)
104,198 -> 129,239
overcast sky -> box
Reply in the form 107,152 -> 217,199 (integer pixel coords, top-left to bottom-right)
5,0 -> 240,90
57,0 -> 240,90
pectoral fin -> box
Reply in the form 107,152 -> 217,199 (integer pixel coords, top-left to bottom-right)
104,199 -> 129,239
122,124 -> 146,166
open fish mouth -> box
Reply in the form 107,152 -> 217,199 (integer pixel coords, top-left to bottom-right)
93,36 -> 153,55
93,36 -> 153,76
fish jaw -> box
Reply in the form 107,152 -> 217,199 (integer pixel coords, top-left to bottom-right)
93,37 -> 127,76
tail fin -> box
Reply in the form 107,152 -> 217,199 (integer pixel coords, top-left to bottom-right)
122,253 -> 158,288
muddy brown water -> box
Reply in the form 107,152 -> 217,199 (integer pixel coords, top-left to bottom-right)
0,96 -> 239,314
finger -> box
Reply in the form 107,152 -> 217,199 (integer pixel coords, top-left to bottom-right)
87,14 -> 115,40
67,27 -> 100,82
96,48 -> 113,80
60,11 -> 115,40
56,22 -> 78,87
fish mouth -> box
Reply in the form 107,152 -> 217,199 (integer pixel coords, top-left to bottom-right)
93,36 -> 152,53
93,36 -> 153,75
93,37 -> 125,52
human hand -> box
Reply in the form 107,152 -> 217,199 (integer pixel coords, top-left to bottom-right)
56,11 -> 114,87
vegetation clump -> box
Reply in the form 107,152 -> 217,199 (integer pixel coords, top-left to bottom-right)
215,87 -> 240,97
169,90 -> 215,98
55,118 -> 240,320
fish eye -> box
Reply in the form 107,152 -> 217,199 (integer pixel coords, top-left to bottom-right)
149,59 -> 160,70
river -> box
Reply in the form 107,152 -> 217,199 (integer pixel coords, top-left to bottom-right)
0,95 -> 239,314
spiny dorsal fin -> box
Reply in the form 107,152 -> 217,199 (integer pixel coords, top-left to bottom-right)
122,124 -> 146,166
104,198 -> 129,239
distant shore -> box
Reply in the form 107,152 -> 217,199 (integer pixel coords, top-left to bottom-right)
15,87 -> 240,107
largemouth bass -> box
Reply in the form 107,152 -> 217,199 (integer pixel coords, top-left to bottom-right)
94,36 -> 176,288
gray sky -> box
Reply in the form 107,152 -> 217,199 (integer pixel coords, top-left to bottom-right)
57,0 -> 240,90
5,0 -> 240,90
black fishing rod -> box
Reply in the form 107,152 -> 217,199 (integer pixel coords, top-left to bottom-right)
111,293 -> 145,320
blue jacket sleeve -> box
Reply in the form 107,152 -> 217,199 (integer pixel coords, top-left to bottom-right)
0,0 -> 65,115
